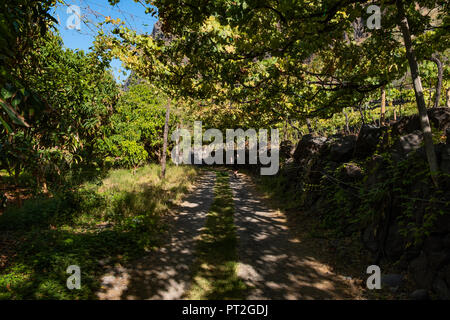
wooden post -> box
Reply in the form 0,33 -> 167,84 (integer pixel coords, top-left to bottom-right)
380,86 -> 386,126
396,0 -> 439,186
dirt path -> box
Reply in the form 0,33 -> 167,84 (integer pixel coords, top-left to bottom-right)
96,171 -> 216,300
230,173 -> 362,300
96,170 -> 362,300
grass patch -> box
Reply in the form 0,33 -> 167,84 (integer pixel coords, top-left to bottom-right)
188,170 -> 247,300
0,164 -> 198,299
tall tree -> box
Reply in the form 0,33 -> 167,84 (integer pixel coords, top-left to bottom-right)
103,0 -> 448,178
396,0 -> 439,185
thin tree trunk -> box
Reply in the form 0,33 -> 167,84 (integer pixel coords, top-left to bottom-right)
287,118 -> 302,139
429,53 -> 443,109
160,99 -> 171,179
315,118 -> 319,134
175,122 -> 180,166
343,111 -> 349,134
396,0 -> 439,186
14,167 -> 20,186
359,104 -> 366,125
306,118 -> 313,134
283,118 -> 288,140
427,86 -> 433,108
380,86 -> 386,126
447,88 -> 450,108
14,167 -> 21,207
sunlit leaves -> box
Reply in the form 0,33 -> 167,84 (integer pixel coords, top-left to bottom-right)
101,0 -> 448,131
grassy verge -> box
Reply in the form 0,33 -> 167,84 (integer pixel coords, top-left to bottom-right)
0,164 -> 198,299
188,170 -> 247,300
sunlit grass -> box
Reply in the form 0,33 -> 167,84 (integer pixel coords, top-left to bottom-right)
78,164 -> 199,227
0,164 -> 199,299
188,170 -> 247,300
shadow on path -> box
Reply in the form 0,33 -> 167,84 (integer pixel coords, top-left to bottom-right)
96,171 -> 216,300
231,173 -> 361,300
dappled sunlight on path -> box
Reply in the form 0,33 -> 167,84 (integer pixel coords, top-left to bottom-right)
231,174 -> 362,300
96,170 -> 362,300
96,171 -> 216,300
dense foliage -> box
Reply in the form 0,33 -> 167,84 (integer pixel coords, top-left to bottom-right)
1,31 -> 119,191
0,0 -> 449,300
99,83 -> 176,168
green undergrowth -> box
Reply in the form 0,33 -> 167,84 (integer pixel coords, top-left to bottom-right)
253,127 -> 450,244
188,170 -> 247,300
0,164 -> 198,299
249,144 -> 450,283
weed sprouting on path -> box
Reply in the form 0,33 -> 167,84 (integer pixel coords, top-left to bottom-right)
188,170 -> 247,299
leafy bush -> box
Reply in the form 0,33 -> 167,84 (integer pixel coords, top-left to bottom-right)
99,83 -> 176,167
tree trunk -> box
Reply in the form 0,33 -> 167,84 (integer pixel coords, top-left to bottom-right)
175,122 -> 180,166
343,111 -> 349,134
429,53 -> 443,108
427,86 -> 433,108
306,118 -> 313,134
14,167 -> 20,186
160,99 -> 171,179
380,86 -> 386,126
287,118 -> 302,139
283,118 -> 288,140
359,104 -> 366,125
396,0 -> 439,186
447,87 -> 450,108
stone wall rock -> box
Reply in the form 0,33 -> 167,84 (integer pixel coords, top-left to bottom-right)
285,109 -> 450,299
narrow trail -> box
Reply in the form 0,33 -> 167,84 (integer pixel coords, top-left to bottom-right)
231,173 -> 361,300
96,170 -> 361,300
97,171 -> 216,300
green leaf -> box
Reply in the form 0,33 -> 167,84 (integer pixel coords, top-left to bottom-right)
0,115 -> 12,133
1,87 -> 14,99
0,99 -> 29,127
